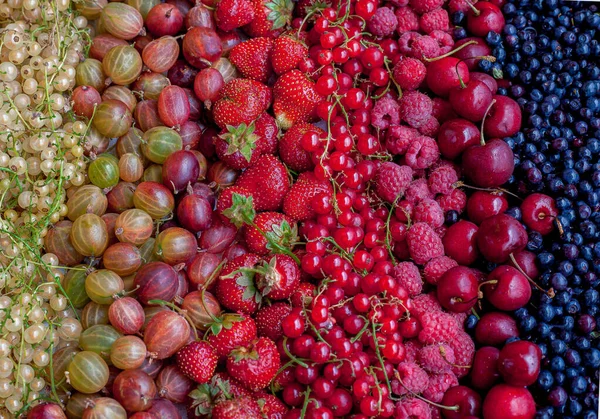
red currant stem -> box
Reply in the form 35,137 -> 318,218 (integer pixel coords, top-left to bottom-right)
298,8 -> 319,36
508,253 -> 555,297
479,98 -> 496,145
385,195 -> 402,265
384,58 -> 403,98
393,372 -> 460,411
299,388 -> 312,418
282,337 -> 309,368
271,360 -> 296,393
350,316 -> 371,343
370,321 -> 393,398
302,304 -> 332,348
424,40 -> 478,62
148,299 -> 200,342
371,83 -> 391,100
322,236 -> 353,261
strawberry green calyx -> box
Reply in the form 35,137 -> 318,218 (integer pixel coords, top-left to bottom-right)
254,257 -> 282,296
219,122 -> 259,162
222,193 -> 256,227
265,219 -> 298,253
230,343 -> 260,362
266,0 -> 293,29
208,313 -> 246,337
225,267 -> 262,304
189,375 -> 234,416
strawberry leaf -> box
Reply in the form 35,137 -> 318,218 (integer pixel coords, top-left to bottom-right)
265,219 -> 298,253
222,193 -> 256,227
235,268 -> 262,304
266,0 -> 293,29
219,122 -> 259,162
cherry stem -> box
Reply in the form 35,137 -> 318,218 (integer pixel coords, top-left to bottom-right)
464,0 -> 480,15
480,98 -> 497,145
424,40 -> 477,62
508,253 -> 555,297
394,372 -> 460,411
477,280 -> 498,299
452,181 -> 522,200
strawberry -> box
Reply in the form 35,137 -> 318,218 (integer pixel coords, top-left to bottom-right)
254,112 -> 279,155
255,302 -> 292,341
217,186 -> 255,226
256,393 -> 289,419
216,253 -> 262,314
254,254 -> 301,300
271,35 -> 308,75
283,176 -> 333,220
229,37 -> 274,83
244,211 -> 298,255
206,313 -> 258,359
235,154 -> 290,211
273,70 -> 323,129
278,122 -> 322,171
212,79 -> 272,129
188,372 -> 252,417
243,0 -> 293,38
215,122 -> 263,170
215,0 -> 255,32
212,396 -> 262,419
176,341 -> 218,384
226,337 -> 281,391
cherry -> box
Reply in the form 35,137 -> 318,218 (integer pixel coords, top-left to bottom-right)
474,312 -> 519,346
441,386 -> 482,419
437,266 -> 479,313
520,193 -> 557,235
476,214 -> 527,263
426,57 -> 470,97
469,72 -> 498,94
466,2 -> 506,37
442,220 -> 479,266
453,38 -> 493,71
483,95 -> 522,138
466,191 -> 508,225
471,346 -> 500,390
482,385 -> 536,419
483,265 -> 531,311
437,119 -> 481,159
449,80 -> 494,122
508,250 -> 540,280
497,340 -> 542,387
462,138 -> 515,188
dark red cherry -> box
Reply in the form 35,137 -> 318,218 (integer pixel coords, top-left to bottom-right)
466,2 -> 506,37
453,38 -> 492,71
469,72 -> 498,94
520,193 -> 557,235
497,340 -> 542,387
426,57 -> 470,97
442,220 -> 479,266
474,312 -> 519,346
476,214 -> 527,263
482,385 -> 536,419
471,346 -> 500,390
437,266 -> 479,313
508,250 -> 540,280
483,265 -> 531,311
437,119 -> 480,160
462,138 -> 515,188
483,95 -> 522,138
449,80 -> 494,122
466,191 -> 508,225
441,386 -> 482,419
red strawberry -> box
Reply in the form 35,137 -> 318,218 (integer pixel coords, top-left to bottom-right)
278,122 -> 323,171
235,154 -> 290,211
215,122 -> 263,169
216,253 -> 262,314
244,211 -> 298,255
255,302 -> 292,341
229,37 -> 274,83
254,254 -> 300,300
273,70 -> 323,129
244,0 -> 293,38
254,112 -> 279,155
226,337 -> 281,391
188,372 -> 252,417
212,396 -> 262,419
271,35 -> 308,75
283,176 -> 333,220
212,79 -> 272,129
256,393 -> 289,419
207,313 -> 258,359
176,341 -> 218,384
217,186 -> 255,226
215,0 -> 255,32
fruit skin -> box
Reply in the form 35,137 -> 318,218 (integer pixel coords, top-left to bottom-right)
483,95 -> 522,138
462,138 -> 515,188
436,266 -> 479,313
520,193 -> 557,235
215,123 -> 263,170
226,337 -> 281,391
212,396 -> 262,419
244,212 -> 297,255
483,265 -> 532,311
273,70 -> 323,129
466,1 -> 506,37
437,119 -> 480,160
255,254 -> 301,300
497,340 -> 542,387
278,122 -> 321,171
176,341 -> 218,384
442,220 -> 479,266
207,314 -> 258,359
283,176 -> 333,221
255,302 -> 292,341
271,35 -> 308,75
471,346 -> 500,390
235,154 -> 290,211
215,0 -> 255,32
229,37 -> 274,83
216,253 -> 262,314
243,0 -> 293,38
482,384 -> 536,419
474,312 -> 519,346
476,214 -> 527,263
212,78 -> 272,129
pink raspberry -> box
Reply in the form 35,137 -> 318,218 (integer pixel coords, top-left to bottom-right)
398,31 -> 421,56
393,261 -> 423,297
393,362 -> 429,396
388,0 -> 409,5
404,339 -> 423,363
371,96 -> 401,130
405,136 -> 439,169
431,98 -> 456,122
419,9 -> 449,33
395,398 -> 432,419
411,35 -> 441,59
367,7 -> 398,37
395,8 -> 419,33
411,292 -> 442,319
405,178 -> 434,203
413,198 -> 444,228
409,0 -> 444,13
386,125 -> 419,155
447,331 -> 475,378
392,57 -> 427,90
422,373 -> 459,403
436,188 -> 467,213
395,199 -> 414,223
449,0 -> 478,13
429,165 -> 459,195
407,222 -> 444,264
450,311 -> 468,328
430,30 -> 454,54
400,92 -> 433,129
374,162 -> 413,203
418,343 -> 456,373
418,310 -> 459,344
423,256 -> 458,285
418,115 -> 440,137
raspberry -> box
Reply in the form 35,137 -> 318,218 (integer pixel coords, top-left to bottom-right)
411,35 -> 441,60
418,115 -> 440,137
393,261 -> 423,297
405,178 -> 434,203
430,30 -> 454,54
367,7 -> 398,37
418,343 -> 456,373
447,331 -> 475,378
422,373 -> 459,403
429,165 -> 459,195
395,398 -> 432,419
407,222 -> 444,264
405,136 -> 440,169
423,256 -> 458,285
386,125 -> 419,155
392,57 -> 427,90
448,0 -> 477,13
450,311 -> 468,328
398,31 -> 421,56
388,0 -> 409,5
413,198 -> 444,228
404,340 -> 423,363
418,310 -> 459,344
375,162 -> 413,203
409,0 -> 444,13
436,188 -> 467,213
393,362 -> 430,395
411,293 -> 442,319
419,8 -> 449,33
431,98 -> 456,122
400,92 -> 433,129
371,97 -> 401,130
395,8 -> 419,33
